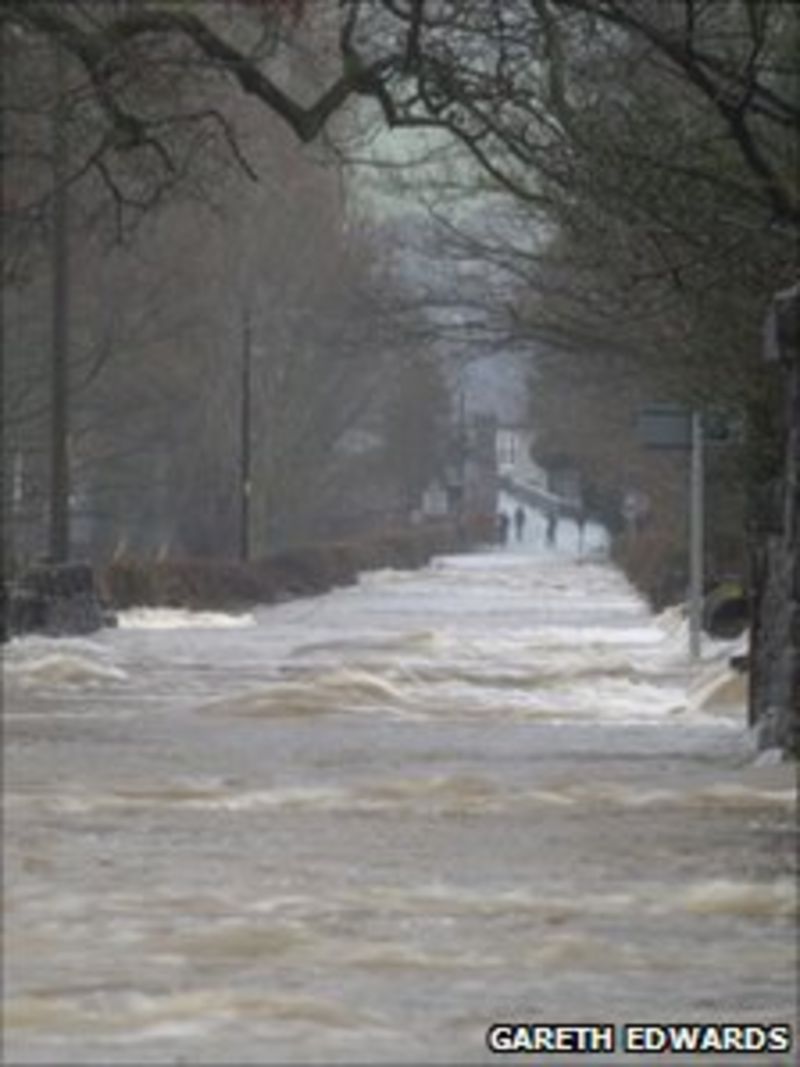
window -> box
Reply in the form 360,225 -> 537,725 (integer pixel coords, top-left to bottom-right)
497,430 -> 518,468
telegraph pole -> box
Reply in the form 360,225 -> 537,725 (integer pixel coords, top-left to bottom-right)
49,42 -> 70,563
457,388 -> 467,543
239,303 -> 252,562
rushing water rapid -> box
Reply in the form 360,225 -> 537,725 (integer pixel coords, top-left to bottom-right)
3,544 -> 797,1064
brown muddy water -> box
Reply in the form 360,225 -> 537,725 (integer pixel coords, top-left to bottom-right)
3,546 -> 797,1065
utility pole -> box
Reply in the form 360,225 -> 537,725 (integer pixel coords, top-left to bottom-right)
239,303 -> 252,562
688,409 -> 705,661
1,19 -> 8,580
49,42 -> 70,563
457,388 -> 467,542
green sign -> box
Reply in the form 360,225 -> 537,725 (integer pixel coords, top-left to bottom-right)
636,405 -> 691,449
637,405 -> 739,450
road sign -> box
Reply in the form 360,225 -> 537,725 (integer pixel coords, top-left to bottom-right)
636,405 -> 691,449
637,404 -> 739,449
621,489 -> 650,523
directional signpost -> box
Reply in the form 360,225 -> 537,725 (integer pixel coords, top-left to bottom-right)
636,404 -> 736,662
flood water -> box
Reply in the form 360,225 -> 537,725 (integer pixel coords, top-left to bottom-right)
4,533 -> 797,1064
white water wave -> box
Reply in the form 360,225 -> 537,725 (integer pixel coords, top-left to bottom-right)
3,987 -> 374,1036
246,877 -> 796,924
9,775 -> 793,819
116,607 -> 256,630
4,653 -> 128,688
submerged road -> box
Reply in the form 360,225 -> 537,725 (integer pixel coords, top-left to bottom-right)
4,541 -> 797,1064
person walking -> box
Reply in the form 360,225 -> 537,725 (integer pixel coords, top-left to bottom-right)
496,510 -> 510,545
576,509 -> 587,558
513,505 -> 526,542
546,508 -> 558,548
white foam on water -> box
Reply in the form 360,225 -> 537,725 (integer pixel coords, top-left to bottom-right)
3,632 -> 128,691
688,652 -> 749,717
4,987 -> 370,1036
653,603 -> 687,635
676,878 -> 797,919
199,666 -> 427,721
251,882 -> 639,923
516,624 -> 667,649
4,653 -> 128,688
116,607 -> 256,630
4,632 -> 112,655
517,932 -> 641,971
15,773 -> 792,821
154,918 -> 313,961
326,878 -> 796,924
197,641 -> 691,726
690,782 -> 796,809
547,781 -> 796,812
341,941 -> 499,972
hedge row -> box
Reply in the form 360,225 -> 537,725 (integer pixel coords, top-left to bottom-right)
611,530 -> 689,611
100,518 -> 494,611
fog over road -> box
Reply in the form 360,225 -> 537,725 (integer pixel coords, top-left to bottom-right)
4,539 -> 797,1064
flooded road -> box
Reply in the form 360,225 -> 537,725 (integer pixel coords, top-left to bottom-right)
4,543 -> 797,1064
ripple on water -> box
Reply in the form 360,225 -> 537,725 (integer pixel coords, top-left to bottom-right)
4,987 -> 373,1036
245,878 -> 796,924
6,773 -> 794,821
197,668 -> 423,720
4,653 -> 128,689
677,878 -> 797,919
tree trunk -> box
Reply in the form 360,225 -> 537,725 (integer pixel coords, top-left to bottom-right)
749,284 -> 800,756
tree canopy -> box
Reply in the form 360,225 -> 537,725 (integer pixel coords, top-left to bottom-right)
3,1 -> 796,223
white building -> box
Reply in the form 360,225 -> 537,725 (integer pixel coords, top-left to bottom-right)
495,425 -> 547,490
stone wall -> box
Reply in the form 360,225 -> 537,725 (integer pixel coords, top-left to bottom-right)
749,284 -> 799,756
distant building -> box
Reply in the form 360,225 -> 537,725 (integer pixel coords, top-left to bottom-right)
421,481 -> 449,518
495,425 -> 547,490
